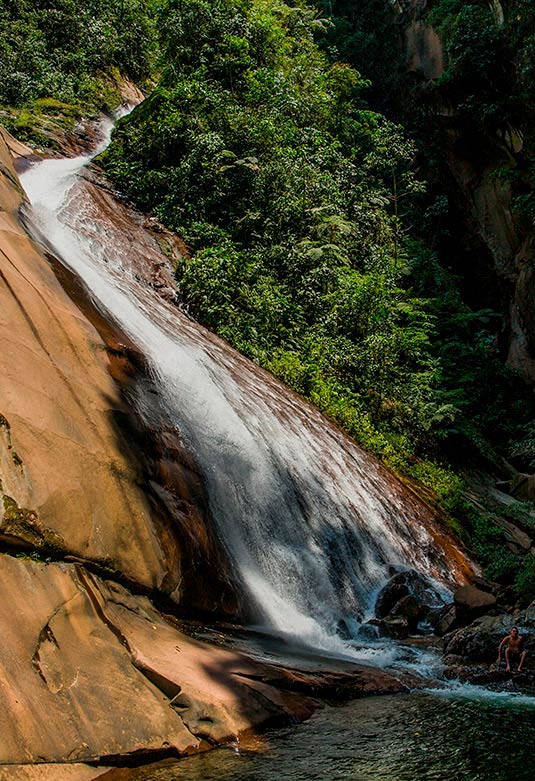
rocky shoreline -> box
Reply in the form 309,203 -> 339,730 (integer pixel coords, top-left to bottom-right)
368,565 -> 535,694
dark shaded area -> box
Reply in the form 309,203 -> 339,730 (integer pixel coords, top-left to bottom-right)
20,228 -> 244,619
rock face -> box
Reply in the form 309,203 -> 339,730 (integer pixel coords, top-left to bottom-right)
0,553 -> 320,764
406,19 -> 444,80
397,3 -> 535,386
0,127 -> 234,612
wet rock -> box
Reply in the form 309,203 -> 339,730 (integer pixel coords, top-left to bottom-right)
442,661 -> 535,692
453,584 -> 497,623
390,594 -> 421,632
380,617 -> 410,640
357,622 -> 381,641
336,616 -> 363,640
432,603 -> 457,637
375,570 -> 444,621
442,664 -> 512,686
443,613 -> 535,663
375,570 -> 446,636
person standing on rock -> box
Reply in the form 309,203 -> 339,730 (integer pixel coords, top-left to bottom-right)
497,627 -> 527,672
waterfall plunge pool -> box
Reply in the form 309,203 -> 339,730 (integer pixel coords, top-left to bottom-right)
97,691 -> 535,780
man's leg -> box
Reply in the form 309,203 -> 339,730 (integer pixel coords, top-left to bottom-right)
517,651 -> 526,672
505,647 -> 511,671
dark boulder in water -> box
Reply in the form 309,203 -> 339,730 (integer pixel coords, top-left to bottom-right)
374,570 -> 445,634
432,603 -> 457,636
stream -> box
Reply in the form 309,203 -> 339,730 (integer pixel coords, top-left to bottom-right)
101,692 -> 534,780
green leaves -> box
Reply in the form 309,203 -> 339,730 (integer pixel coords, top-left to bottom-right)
0,0 -> 159,109
103,0 -> 445,460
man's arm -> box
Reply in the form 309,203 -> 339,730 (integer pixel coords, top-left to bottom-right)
497,635 -> 509,658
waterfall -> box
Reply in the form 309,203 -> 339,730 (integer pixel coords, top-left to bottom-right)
20,116 -> 464,657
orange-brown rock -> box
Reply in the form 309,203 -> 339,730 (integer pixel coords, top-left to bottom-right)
0,127 -> 232,609
0,554 -> 318,765
0,551 -> 419,768
0,766 -> 107,781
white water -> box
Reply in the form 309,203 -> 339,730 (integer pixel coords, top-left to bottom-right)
20,116 -> 462,660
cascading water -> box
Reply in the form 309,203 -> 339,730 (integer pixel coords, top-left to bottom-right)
20,114 -> 466,659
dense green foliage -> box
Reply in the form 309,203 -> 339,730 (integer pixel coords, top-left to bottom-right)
0,0 -> 159,143
103,0 -> 448,464
313,0 -> 535,600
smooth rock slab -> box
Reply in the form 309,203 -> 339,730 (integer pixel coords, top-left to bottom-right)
0,555 -> 320,765
0,765 -> 107,781
0,555 -> 198,764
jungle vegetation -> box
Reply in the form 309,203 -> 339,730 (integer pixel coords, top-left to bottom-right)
3,0 -> 535,601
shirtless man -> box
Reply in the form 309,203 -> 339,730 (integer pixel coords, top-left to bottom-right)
497,627 -> 527,672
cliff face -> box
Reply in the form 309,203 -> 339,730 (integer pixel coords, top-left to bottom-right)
399,0 -> 535,384
0,126 -> 235,611
0,128 -> 291,768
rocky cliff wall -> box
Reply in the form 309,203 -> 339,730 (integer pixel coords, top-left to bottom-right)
398,0 -> 535,384
0,126 -> 236,611
0,128 -> 290,770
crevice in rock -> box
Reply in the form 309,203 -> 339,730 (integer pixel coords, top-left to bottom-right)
75,567 -> 133,655
31,592 -> 80,689
73,566 -> 205,748
88,746 -> 183,769
131,661 -> 181,700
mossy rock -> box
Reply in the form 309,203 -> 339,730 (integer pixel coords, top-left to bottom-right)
1,495 -> 66,554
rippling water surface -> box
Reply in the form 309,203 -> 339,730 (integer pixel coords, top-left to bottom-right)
110,693 -> 534,781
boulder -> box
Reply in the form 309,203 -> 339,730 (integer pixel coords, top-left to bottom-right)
380,617 -> 410,640
375,570 -> 445,621
519,600 -> 535,628
390,594 -> 421,631
374,569 -> 446,635
443,613 -> 535,663
453,584 -> 497,623
432,603 -> 457,637
499,518 -> 533,554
